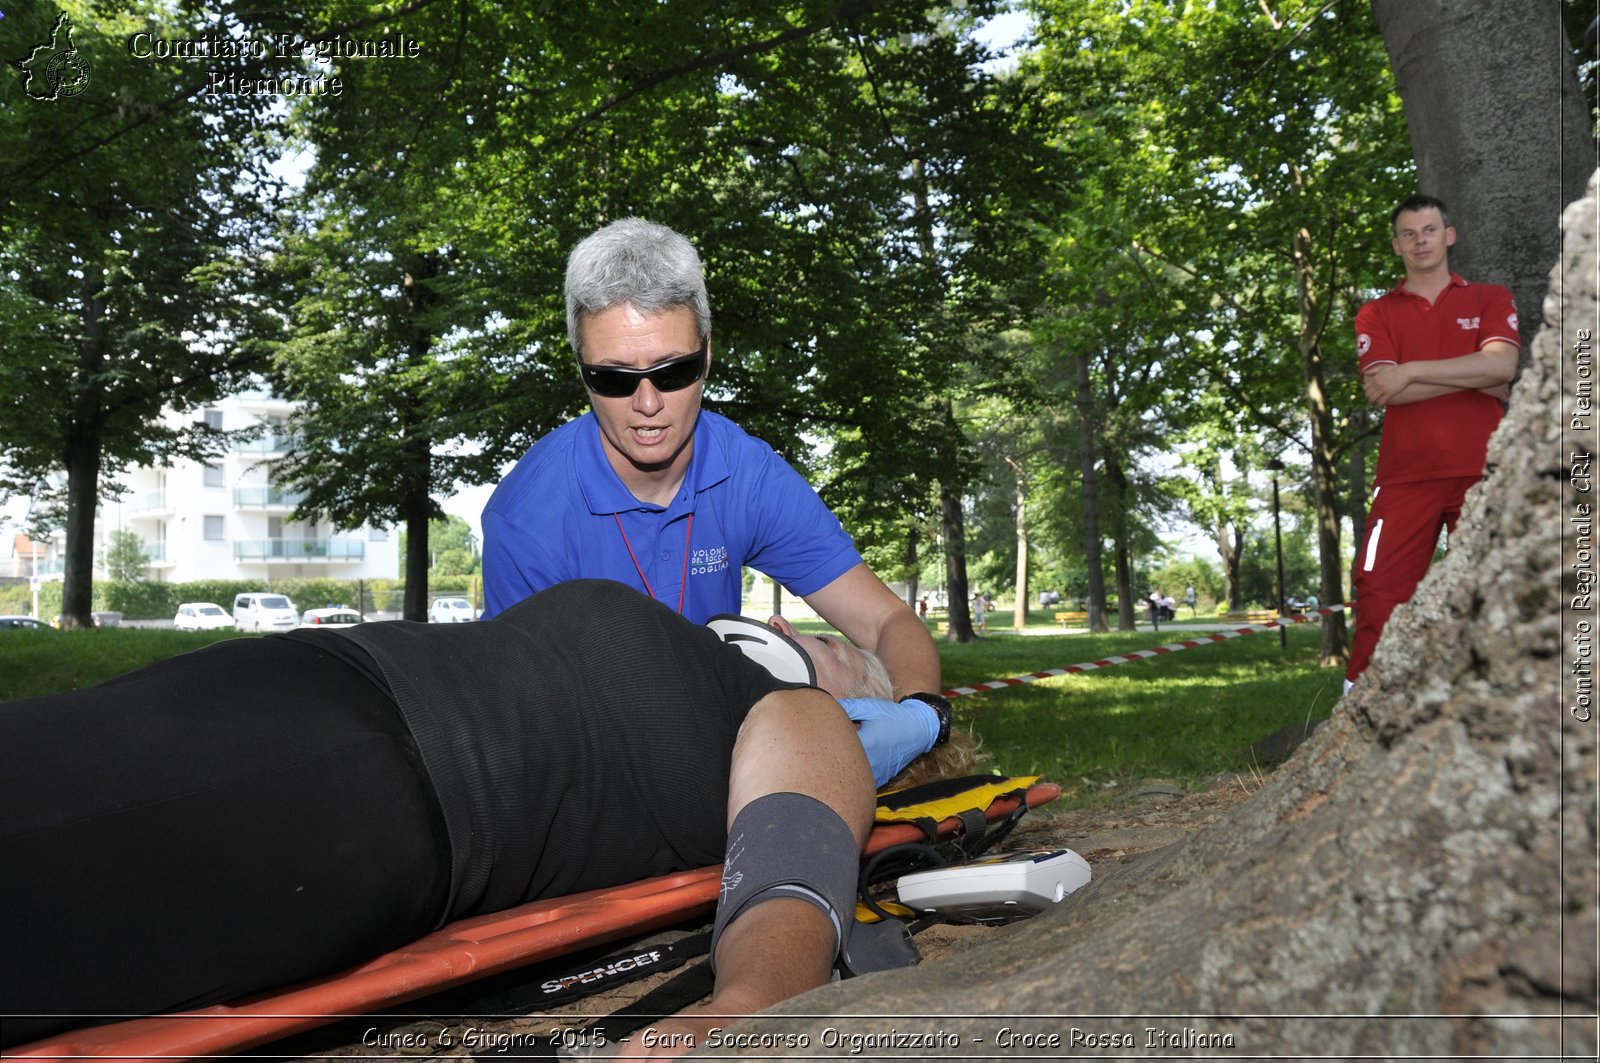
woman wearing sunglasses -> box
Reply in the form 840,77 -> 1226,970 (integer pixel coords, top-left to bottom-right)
2,579 -> 940,1057
481,219 -> 948,788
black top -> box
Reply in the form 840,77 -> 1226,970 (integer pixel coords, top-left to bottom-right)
288,579 -> 798,920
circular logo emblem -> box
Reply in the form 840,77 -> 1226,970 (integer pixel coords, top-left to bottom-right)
47,49 -> 91,98
1508,312 -> 1518,334
1356,333 -> 1371,357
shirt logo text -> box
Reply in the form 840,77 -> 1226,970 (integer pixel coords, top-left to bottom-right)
691,545 -> 729,577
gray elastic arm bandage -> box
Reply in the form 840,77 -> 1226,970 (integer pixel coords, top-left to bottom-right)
710,791 -> 859,970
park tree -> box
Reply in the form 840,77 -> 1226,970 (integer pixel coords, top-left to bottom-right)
397,514 -> 479,578
694,159 -> 1600,1063
947,389 -> 1048,624
1163,397 -> 1278,610
1372,0 -> 1595,344
0,1 -> 275,627
684,11 -> 1600,1046
428,515 -> 479,578
102,528 -> 149,584
238,1 -> 1041,622
1024,0 -> 1419,664
246,1 -> 571,621
1022,178 -> 1200,631
784,10 -> 1057,643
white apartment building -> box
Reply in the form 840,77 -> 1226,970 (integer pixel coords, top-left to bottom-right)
90,390 -> 400,584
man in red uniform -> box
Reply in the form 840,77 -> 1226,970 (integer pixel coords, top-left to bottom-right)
1347,194 -> 1520,689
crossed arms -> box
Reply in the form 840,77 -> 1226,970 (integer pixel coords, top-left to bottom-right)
1362,340 -> 1519,407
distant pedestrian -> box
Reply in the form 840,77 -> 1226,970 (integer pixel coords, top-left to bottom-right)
1183,585 -> 1197,616
970,592 -> 987,633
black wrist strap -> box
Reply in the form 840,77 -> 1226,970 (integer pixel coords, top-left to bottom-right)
898,691 -> 953,747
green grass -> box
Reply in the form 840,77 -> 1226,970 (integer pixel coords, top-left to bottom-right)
0,628 -> 251,702
944,628 -> 1339,785
1,619 -> 1343,808
793,616 -> 1344,804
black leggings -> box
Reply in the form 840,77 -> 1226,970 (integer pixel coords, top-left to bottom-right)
0,637 -> 451,1048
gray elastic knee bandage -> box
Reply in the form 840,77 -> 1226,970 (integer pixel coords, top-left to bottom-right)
710,792 -> 858,970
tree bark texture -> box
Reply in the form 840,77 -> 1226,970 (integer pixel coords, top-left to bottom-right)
399,257 -> 438,623
1008,458 -> 1029,631
1077,351 -> 1110,632
1293,222 -> 1350,665
702,172 -> 1600,1059
60,270 -> 108,629
940,478 -> 974,642
1372,0 -> 1595,346
939,397 -> 976,641
1208,455 -> 1244,611
903,526 -> 920,612
1104,451 -> 1137,631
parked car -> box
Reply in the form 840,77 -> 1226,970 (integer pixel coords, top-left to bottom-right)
299,607 -> 364,628
428,597 -> 475,623
0,615 -> 52,631
174,602 -> 234,632
232,592 -> 300,633
49,611 -> 123,629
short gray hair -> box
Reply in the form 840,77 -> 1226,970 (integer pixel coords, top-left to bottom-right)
565,219 -> 712,358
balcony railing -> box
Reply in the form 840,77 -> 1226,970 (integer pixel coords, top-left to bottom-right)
232,433 -> 300,455
233,538 -> 365,561
126,490 -> 169,513
232,486 -> 307,508
140,541 -> 168,562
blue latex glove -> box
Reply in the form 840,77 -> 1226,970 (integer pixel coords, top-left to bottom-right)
838,697 -> 941,788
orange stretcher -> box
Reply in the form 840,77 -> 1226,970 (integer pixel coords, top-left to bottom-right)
8,781 -> 1059,1061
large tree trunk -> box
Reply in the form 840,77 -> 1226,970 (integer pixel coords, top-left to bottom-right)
1372,0 -> 1595,344
60,270 -> 109,630
1292,219 -> 1350,665
903,526 -> 920,612
401,478 -> 431,622
399,258 -> 437,623
1104,452 -> 1137,631
1076,352 -> 1110,632
1209,469 -> 1244,611
1007,458 -> 1028,631
702,170 -> 1600,1062
60,434 -> 101,629
939,478 -> 975,643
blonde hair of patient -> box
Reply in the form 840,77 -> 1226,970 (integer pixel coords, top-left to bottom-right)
839,641 -> 983,791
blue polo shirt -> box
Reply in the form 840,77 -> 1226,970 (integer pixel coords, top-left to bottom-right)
481,410 -> 862,622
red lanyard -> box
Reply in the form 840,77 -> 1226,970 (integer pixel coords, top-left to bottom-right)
614,512 -> 694,615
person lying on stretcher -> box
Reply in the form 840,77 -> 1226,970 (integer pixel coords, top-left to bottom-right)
0,578 -> 973,1058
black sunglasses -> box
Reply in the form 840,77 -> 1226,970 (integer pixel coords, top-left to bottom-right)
579,340 -> 708,398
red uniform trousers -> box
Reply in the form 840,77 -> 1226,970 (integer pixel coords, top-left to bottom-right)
1347,475 -> 1480,682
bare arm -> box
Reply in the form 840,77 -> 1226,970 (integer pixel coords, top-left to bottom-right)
1362,341 -> 1519,407
802,563 -> 941,696
633,689 -> 873,1057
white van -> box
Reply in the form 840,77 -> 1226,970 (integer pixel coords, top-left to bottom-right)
232,592 -> 300,633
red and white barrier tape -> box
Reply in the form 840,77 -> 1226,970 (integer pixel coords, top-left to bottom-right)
941,603 -> 1353,699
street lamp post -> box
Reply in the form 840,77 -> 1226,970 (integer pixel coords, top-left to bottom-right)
1268,459 -> 1287,649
